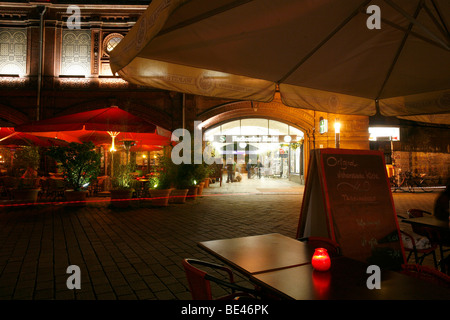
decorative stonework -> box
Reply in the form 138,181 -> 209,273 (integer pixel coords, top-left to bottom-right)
61,30 -> 91,76
93,31 -> 100,75
0,76 -> 28,87
0,29 -> 27,75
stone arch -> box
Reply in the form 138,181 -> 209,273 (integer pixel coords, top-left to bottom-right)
198,100 -> 314,133
197,100 -> 314,183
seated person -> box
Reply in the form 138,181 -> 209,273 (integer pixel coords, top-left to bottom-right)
434,183 -> 449,221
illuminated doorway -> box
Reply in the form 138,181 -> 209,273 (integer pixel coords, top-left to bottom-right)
204,119 -> 305,183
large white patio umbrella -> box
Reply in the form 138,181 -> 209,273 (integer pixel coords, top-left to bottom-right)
110,0 -> 450,124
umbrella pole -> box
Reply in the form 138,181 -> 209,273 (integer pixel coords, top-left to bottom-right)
110,151 -> 114,178
104,147 -> 108,176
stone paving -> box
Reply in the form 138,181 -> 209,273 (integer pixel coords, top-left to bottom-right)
0,176 -> 444,300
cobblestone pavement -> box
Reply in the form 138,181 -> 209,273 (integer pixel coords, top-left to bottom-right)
0,176 -> 445,300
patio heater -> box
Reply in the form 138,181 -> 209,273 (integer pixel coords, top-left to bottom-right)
108,131 -> 120,177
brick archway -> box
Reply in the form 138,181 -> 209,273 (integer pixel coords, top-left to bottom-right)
197,100 -> 314,133
197,100 -> 314,184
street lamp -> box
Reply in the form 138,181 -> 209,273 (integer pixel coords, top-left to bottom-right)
335,119 -> 340,149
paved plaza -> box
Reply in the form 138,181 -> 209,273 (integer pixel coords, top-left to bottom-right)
0,176 -> 444,300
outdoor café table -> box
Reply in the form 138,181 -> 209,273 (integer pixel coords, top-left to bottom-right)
402,216 -> 450,231
402,216 -> 450,261
250,256 -> 450,300
198,233 -> 314,276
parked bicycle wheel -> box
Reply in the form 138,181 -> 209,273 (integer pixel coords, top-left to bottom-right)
417,179 -> 433,193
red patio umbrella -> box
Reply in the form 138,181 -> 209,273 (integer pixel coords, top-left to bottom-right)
14,107 -> 170,150
15,106 -> 157,133
0,128 -> 69,147
14,107 -> 170,177
129,144 -> 163,152
77,131 -> 171,146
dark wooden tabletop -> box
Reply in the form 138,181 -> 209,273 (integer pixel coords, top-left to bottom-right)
198,233 -> 314,275
402,216 -> 449,230
251,256 -> 450,300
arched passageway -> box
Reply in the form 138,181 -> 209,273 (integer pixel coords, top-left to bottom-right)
203,117 -> 306,184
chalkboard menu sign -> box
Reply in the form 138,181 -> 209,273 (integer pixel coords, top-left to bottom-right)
297,148 -> 405,270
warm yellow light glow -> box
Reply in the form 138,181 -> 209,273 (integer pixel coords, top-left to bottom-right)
108,131 -> 120,152
335,121 -> 341,134
0,63 -> 24,76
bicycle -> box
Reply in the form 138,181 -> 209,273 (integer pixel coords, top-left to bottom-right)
408,172 -> 433,193
390,170 -> 414,193
390,171 -> 433,193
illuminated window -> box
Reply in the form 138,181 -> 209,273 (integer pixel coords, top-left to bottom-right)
319,117 -> 328,134
101,33 -> 123,75
369,127 -> 400,141
0,29 -> 27,76
104,33 -> 123,54
61,30 -> 91,76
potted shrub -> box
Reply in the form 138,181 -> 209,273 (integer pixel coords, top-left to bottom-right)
110,163 -> 135,208
47,142 -> 101,206
148,154 -> 175,206
11,146 -> 41,204
193,163 -> 211,196
170,163 -> 193,204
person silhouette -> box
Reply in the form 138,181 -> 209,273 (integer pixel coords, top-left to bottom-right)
246,159 -> 252,179
434,183 -> 450,221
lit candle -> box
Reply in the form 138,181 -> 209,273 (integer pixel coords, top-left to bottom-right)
311,248 -> 331,271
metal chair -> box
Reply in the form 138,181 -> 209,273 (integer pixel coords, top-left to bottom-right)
46,178 -> 66,201
407,208 -> 433,236
298,236 -> 342,257
407,208 -> 450,268
182,258 -> 257,300
401,230 -> 438,269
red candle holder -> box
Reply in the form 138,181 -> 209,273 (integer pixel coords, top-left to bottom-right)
311,248 -> 331,271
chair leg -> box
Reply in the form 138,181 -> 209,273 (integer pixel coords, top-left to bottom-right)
406,251 -> 413,263
432,251 -> 438,269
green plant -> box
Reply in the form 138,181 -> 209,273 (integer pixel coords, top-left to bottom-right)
112,163 -> 135,190
12,146 -> 40,177
47,142 -> 101,191
193,163 -> 211,183
153,153 -> 176,190
174,163 -> 195,189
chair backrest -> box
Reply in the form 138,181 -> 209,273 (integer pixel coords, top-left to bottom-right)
407,209 -> 433,236
182,259 -> 213,300
300,237 -> 341,257
407,208 -> 432,218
